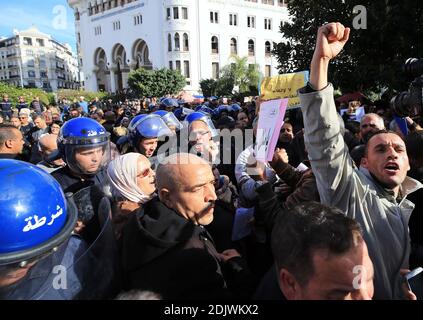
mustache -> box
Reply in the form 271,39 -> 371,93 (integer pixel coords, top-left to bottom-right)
198,201 -> 216,216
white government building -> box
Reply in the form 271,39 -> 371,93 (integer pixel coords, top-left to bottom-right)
68,0 -> 289,94
0,26 -> 81,92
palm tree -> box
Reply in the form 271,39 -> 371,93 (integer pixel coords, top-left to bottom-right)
220,56 -> 261,94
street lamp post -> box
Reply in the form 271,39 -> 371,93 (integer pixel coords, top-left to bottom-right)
17,59 -> 24,88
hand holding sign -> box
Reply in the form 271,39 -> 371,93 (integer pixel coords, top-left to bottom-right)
255,99 -> 289,163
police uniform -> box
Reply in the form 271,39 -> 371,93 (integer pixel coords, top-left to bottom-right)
52,166 -> 108,195
15,102 -> 28,113
0,100 -> 12,120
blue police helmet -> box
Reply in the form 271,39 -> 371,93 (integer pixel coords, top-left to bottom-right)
58,117 -> 110,175
199,106 -> 214,115
173,108 -> 184,121
219,105 -> 230,112
211,108 -> 221,118
128,114 -> 147,133
58,117 -> 109,147
161,98 -> 179,109
153,110 -> 167,117
0,160 -> 77,266
129,114 -> 172,148
185,111 -> 218,137
116,135 -> 129,150
229,104 -> 242,112
154,110 -> 183,131
185,111 -> 208,124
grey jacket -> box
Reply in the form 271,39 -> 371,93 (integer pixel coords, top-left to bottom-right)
299,84 -> 423,299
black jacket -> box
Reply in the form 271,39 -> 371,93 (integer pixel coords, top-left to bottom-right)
0,153 -> 24,160
0,236 -> 119,300
51,167 -> 106,195
121,198 -> 254,300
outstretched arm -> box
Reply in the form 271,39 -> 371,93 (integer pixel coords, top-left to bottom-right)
300,23 -> 356,210
309,22 -> 350,90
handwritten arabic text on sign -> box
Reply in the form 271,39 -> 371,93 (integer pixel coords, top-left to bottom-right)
260,71 -> 309,109
255,98 -> 289,162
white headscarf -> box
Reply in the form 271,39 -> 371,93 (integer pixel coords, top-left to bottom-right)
107,152 -> 154,204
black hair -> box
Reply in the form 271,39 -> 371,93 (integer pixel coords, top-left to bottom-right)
345,121 -> 360,135
0,124 -> 20,146
363,129 -> 404,156
271,201 -> 362,286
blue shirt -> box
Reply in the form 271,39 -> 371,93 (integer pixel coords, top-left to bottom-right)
78,101 -> 88,114
0,100 -> 12,111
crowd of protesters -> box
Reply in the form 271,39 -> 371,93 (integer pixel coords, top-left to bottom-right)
0,22 -> 423,300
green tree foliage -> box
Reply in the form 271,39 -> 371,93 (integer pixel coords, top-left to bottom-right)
57,89 -> 108,103
0,82 -> 110,106
199,77 -> 235,97
221,56 -> 261,93
0,82 -> 54,105
128,68 -> 186,98
199,56 -> 261,97
199,79 -> 218,97
273,0 -> 423,94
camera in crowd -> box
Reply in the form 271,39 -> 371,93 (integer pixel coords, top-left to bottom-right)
124,107 -> 132,118
391,58 -> 423,118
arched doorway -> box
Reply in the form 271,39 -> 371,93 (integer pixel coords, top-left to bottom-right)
112,43 -> 129,92
132,39 -> 152,70
93,47 -> 108,92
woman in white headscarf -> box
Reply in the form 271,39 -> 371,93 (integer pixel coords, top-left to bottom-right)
107,152 -> 156,239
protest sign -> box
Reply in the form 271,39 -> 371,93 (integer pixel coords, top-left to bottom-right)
255,98 -> 289,162
260,71 -> 309,109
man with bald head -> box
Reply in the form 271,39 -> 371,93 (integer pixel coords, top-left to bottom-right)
155,153 -> 217,224
121,153 -> 254,299
350,113 -> 386,165
359,113 -> 385,143
36,134 -> 66,173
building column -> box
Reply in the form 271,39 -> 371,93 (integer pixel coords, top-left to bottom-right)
110,64 -> 117,93
129,61 -> 137,71
91,66 -> 99,92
